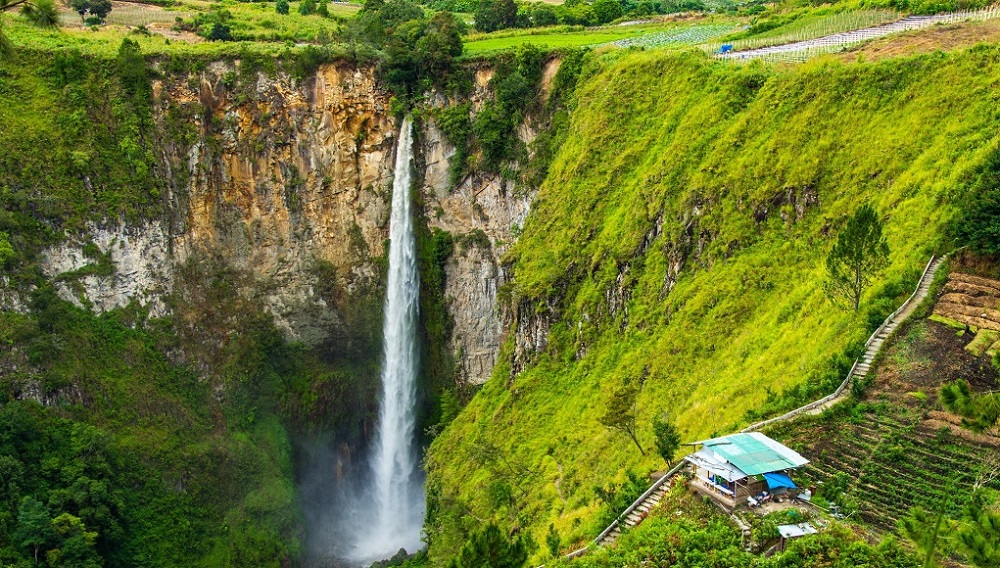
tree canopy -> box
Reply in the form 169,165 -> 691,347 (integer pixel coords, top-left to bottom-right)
449,523 -> 528,568
600,381 -> 645,455
826,203 -> 890,311
652,414 -> 681,465
0,0 -> 57,58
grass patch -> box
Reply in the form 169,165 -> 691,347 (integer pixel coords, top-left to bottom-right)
426,44 -> 1000,564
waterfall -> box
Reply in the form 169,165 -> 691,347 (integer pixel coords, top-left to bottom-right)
361,116 -> 425,559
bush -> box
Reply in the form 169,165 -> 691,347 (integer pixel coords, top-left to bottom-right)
208,22 -> 233,40
275,0 -> 289,14
299,0 -> 316,15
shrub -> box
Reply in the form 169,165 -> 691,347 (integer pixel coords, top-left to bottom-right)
208,22 -> 233,40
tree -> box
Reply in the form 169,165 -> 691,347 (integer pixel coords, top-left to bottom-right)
0,0 -> 57,58
900,501 -> 957,568
956,491 -> 1000,568
415,11 -> 463,80
545,523 -> 560,558
474,0 -> 516,32
13,496 -> 54,564
600,381 -> 645,455
316,0 -> 329,17
532,4 -> 557,26
46,513 -> 101,568
940,380 -> 1000,435
275,0 -> 289,14
69,0 -> 111,24
0,231 -> 15,268
298,0 -> 316,15
826,203 -> 889,311
652,414 -> 681,466
449,523 -> 528,568
592,0 -> 623,24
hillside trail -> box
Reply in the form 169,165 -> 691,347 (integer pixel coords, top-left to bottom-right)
717,9 -> 1000,60
565,255 -> 946,557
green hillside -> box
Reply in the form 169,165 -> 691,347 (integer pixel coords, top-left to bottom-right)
425,46 -> 1000,562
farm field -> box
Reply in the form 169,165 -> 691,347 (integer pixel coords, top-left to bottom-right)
717,9 -> 900,52
766,263 -> 1000,534
463,19 -> 737,55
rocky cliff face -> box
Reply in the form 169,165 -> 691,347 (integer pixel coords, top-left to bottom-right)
30,59 -> 539,386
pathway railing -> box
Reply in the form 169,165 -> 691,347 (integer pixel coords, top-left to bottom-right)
557,255 -> 942,562
740,255 -> 938,432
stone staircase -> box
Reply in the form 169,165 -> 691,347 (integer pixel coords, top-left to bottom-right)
596,479 -> 672,546
802,254 -> 945,417
559,255 -> 946,562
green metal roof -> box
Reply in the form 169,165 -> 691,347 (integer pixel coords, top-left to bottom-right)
698,432 -> 808,476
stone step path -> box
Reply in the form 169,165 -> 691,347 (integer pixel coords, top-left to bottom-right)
596,483 -> 671,546
718,8 -> 1000,61
557,256 -> 945,562
803,255 -> 944,416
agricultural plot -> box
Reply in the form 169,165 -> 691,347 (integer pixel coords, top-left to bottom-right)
463,20 -> 732,55
57,1 -> 190,28
719,10 -> 899,52
766,316 -> 1000,533
608,23 -> 734,48
720,7 -> 1000,62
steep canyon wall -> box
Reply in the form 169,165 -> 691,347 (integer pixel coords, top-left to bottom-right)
21,59 -> 543,387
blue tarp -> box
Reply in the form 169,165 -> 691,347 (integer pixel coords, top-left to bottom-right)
764,472 -> 797,490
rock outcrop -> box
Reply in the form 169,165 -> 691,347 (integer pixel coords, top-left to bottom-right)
27,59 -> 541,386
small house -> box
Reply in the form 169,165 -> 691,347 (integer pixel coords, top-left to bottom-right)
683,432 -> 808,510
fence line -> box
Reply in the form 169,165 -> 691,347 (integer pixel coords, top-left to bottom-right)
717,7 -> 1000,62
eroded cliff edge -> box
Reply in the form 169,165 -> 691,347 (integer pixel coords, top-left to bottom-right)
14,58 -> 553,389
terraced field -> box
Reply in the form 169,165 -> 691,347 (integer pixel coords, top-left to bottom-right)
766,310 -> 1000,533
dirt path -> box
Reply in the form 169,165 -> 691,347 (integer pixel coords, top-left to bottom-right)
718,7 -> 1000,60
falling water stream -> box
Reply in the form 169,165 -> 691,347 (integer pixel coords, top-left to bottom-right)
354,116 -> 425,561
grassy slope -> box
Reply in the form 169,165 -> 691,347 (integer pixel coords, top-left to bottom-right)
425,46 -> 1000,562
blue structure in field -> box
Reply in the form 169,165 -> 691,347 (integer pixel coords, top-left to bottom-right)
684,432 -> 809,508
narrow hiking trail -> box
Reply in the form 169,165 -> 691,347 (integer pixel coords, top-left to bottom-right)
717,8 -> 1000,60
567,255 -> 946,557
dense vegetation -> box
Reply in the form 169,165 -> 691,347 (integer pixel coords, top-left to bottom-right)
0,34 -> 380,568
424,44 -> 1000,564
5,0 -> 1000,564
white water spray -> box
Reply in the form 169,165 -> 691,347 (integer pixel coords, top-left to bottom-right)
359,116 -> 425,559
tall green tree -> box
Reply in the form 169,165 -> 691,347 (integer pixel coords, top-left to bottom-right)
47,513 -> 101,568
826,203 -> 890,311
592,0 -> 624,23
449,523 -> 528,568
298,0 -> 316,15
474,0 -> 516,32
0,0 -> 57,58
69,0 -> 111,24
899,502 -> 957,568
600,381 -> 645,455
652,413 -> 681,466
940,380 -> 1000,434
956,491 -> 1000,568
13,496 -> 54,565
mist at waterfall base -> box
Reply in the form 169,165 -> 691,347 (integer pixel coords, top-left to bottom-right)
299,118 -> 426,567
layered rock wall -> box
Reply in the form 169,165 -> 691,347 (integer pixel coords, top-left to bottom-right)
27,59 -> 539,385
